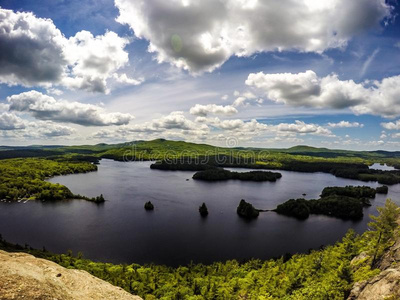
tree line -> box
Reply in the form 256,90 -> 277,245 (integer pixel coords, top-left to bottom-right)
0,158 -> 97,201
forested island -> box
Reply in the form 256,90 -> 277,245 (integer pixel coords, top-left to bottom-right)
1,200 -> 398,299
320,185 -> 377,198
192,168 -> 282,182
275,186 -> 384,220
376,185 -> 389,194
236,199 -> 260,219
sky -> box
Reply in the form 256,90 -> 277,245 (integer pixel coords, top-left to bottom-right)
0,0 -> 400,150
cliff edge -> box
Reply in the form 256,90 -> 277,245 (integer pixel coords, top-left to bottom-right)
0,250 -> 142,300
348,220 -> 400,300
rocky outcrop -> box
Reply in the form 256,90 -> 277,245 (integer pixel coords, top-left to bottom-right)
0,250 -> 142,300
348,268 -> 400,300
348,222 -> 400,300
379,237 -> 400,270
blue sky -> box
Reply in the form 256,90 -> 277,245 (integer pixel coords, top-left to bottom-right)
0,0 -> 400,150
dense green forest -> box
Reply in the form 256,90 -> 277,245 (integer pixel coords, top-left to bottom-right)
275,186 -> 383,220
192,169 -> 282,182
1,199 -> 398,300
0,158 -> 98,201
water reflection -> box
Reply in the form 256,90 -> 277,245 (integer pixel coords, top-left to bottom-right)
369,163 -> 396,171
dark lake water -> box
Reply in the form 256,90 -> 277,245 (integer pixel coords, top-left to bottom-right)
1,159 -> 399,266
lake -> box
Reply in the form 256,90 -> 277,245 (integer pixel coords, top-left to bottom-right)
0,159 -> 399,266
369,163 -> 396,171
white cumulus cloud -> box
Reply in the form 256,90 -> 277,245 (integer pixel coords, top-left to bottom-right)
276,120 -> 334,136
0,8 -> 66,87
0,8 -> 141,93
381,120 -> 400,130
7,91 -> 134,126
113,73 -> 144,86
189,104 -> 238,116
0,112 -> 26,130
327,121 -> 364,128
212,118 -> 333,137
115,0 -> 391,73
246,70 -> 400,118
62,30 -> 131,93
91,111 -> 210,141
0,114 -> 75,139
28,121 -> 76,138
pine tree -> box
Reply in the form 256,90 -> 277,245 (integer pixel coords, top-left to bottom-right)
368,199 -> 400,266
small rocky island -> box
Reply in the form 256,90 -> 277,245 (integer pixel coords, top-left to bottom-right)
376,185 -> 389,194
237,199 -> 259,219
144,201 -> 154,210
199,203 -> 208,217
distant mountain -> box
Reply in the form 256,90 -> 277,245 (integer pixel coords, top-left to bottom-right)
286,145 -> 333,152
279,145 -> 400,159
1,139 -> 400,160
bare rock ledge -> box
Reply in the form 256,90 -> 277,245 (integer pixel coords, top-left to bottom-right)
0,250 -> 142,300
348,220 -> 400,300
